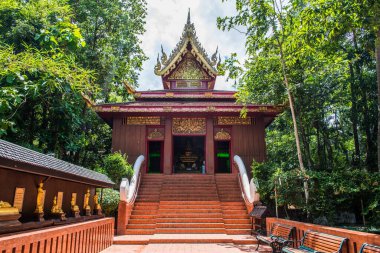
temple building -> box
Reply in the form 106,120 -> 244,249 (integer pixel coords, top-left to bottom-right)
95,12 -> 283,176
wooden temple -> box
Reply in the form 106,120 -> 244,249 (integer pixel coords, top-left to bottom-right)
95,11 -> 283,175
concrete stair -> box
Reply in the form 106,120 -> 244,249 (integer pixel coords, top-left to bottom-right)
125,173 -> 252,236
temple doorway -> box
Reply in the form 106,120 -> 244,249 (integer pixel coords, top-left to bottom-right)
147,141 -> 163,173
173,136 -> 205,173
215,141 -> 231,173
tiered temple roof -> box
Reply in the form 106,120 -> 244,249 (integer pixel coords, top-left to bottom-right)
94,10 -> 284,125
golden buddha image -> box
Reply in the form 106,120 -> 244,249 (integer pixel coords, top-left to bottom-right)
34,182 -> 44,214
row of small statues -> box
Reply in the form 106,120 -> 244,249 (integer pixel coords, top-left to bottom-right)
34,182 -> 102,221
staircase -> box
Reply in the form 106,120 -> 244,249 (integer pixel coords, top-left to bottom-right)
126,174 -> 251,235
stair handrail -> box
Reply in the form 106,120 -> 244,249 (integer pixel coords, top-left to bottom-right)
119,155 -> 145,204
234,155 -> 260,206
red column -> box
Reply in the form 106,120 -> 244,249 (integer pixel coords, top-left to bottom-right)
206,118 -> 215,174
163,118 -> 172,174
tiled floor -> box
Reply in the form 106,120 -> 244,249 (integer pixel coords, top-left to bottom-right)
101,243 -> 271,253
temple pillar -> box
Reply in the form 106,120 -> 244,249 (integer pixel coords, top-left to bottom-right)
163,118 -> 172,174
205,118 -> 214,174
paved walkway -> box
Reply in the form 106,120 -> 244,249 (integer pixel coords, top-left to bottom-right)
113,234 -> 258,244
101,243 -> 271,253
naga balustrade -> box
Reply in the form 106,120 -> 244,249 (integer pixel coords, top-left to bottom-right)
234,155 -> 260,213
266,218 -> 380,253
0,218 -> 114,253
117,155 -> 145,235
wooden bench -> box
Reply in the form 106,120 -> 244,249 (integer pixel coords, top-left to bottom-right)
282,230 -> 347,253
256,223 -> 295,253
359,243 -> 380,253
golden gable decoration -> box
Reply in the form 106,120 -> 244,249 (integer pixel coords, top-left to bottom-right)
172,118 -> 206,134
167,53 -> 210,80
127,117 -> 161,125
217,116 -> 251,125
154,10 -> 220,78
148,129 -> 164,139
214,129 -> 231,140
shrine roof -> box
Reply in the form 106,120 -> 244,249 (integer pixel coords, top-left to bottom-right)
154,10 -> 219,79
134,90 -> 236,100
0,139 -> 114,187
94,100 -> 284,114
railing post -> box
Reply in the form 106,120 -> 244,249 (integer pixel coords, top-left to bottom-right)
117,201 -> 127,235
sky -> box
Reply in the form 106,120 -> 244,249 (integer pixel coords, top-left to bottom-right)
137,0 -> 246,91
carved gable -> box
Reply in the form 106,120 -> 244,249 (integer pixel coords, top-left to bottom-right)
154,10 -> 220,90
168,53 -> 211,80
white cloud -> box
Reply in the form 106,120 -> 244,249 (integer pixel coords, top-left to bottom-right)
137,0 -> 246,91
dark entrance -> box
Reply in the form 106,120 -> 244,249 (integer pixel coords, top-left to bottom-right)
173,136 -> 205,173
148,141 -> 163,173
215,141 -> 231,173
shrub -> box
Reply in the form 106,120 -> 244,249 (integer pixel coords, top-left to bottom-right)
103,152 -> 133,188
100,188 -> 119,217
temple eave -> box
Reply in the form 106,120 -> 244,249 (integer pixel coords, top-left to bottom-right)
94,104 -> 284,115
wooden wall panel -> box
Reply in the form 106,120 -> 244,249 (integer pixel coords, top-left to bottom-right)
112,117 -> 146,165
0,167 -> 96,221
231,117 -> 266,172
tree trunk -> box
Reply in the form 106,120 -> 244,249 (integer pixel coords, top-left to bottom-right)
277,42 -> 310,210
348,62 -> 361,166
376,28 -> 380,172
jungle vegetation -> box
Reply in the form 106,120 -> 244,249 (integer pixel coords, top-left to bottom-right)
218,0 -> 380,226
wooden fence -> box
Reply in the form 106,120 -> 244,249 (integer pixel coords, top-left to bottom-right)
266,218 -> 380,253
0,218 -> 114,253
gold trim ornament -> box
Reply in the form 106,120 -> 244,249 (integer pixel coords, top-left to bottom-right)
148,129 -> 164,139
217,116 -> 251,125
214,129 -> 231,140
172,118 -> 206,134
127,117 -> 161,125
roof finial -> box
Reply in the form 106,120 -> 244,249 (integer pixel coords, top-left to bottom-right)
187,8 -> 191,24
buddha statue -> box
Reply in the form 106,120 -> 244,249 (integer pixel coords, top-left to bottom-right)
70,195 -> 80,218
93,191 -> 102,215
51,196 -> 63,214
180,141 -> 198,164
71,196 -> 79,212
0,201 -> 19,215
51,196 -> 66,221
34,182 -> 44,214
83,189 -> 91,216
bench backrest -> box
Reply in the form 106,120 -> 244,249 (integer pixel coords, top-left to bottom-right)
300,230 -> 347,253
360,244 -> 380,253
270,223 -> 295,240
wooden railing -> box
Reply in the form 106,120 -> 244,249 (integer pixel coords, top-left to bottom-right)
266,218 -> 380,253
0,218 -> 114,253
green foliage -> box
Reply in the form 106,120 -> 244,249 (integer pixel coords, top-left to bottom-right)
100,188 -> 119,217
0,0 -> 147,171
221,0 -> 379,224
69,0 -> 148,102
102,153 -> 133,188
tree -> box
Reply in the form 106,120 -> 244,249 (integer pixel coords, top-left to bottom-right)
218,0 -> 379,221
0,0 -> 148,170
218,0 -> 310,209
69,0 -> 148,102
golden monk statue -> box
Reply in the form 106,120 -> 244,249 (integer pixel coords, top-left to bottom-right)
0,201 -> 19,215
83,189 -> 91,216
34,182 -> 44,214
51,196 -> 63,214
93,192 -> 101,210
71,196 -> 79,212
